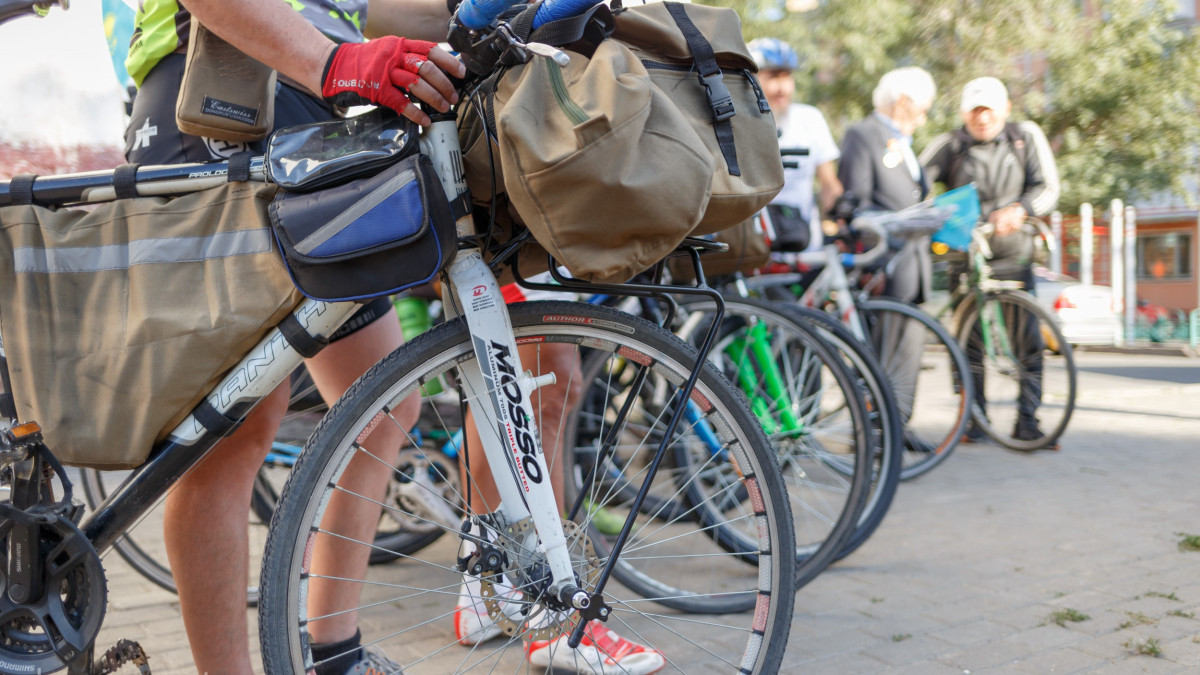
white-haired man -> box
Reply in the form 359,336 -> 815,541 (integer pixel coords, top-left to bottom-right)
837,65 -> 937,304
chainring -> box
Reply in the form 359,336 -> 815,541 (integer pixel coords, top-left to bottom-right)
479,519 -> 600,641
0,512 -> 107,675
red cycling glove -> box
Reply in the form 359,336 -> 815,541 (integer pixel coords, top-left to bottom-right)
321,36 -> 437,113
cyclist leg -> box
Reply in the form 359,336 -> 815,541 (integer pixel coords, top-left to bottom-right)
879,244 -> 925,423
1013,265 -> 1045,424
162,385 -> 288,675
128,57 -> 405,671
303,301 -> 418,646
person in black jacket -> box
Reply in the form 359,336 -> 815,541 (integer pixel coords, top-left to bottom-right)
920,76 -> 1062,445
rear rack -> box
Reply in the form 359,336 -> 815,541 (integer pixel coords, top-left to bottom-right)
0,155 -> 267,208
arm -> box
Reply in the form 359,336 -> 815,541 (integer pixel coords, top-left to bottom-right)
366,0 -> 455,41
837,125 -> 876,210
185,0 -> 464,125
183,0 -> 335,96
816,161 -> 842,215
1015,120 -> 1060,217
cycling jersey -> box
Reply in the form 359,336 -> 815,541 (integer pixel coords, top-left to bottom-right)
126,0 -> 368,88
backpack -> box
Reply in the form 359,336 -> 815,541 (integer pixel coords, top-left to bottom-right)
460,1 -> 783,284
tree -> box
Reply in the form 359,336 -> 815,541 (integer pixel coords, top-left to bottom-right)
708,0 -> 1200,211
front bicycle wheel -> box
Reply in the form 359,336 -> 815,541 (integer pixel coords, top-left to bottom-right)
957,290 -> 1077,451
858,298 -> 973,480
259,301 -> 796,674
671,297 -> 873,587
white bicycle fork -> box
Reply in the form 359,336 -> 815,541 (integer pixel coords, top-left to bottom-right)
424,118 -> 588,609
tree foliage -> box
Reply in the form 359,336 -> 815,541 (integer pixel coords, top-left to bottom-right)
706,0 -> 1200,211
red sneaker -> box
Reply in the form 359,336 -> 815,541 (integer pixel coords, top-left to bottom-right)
525,620 -> 665,674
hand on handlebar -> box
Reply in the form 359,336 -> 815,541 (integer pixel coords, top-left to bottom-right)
988,203 -> 1027,237
321,37 -> 467,126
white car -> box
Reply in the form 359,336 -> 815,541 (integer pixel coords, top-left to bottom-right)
1031,265 -> 1118,347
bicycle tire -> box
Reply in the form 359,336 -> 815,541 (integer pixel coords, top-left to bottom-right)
858,298 -> 973,480
669,297 -> 874,586
957,290 -> 1077,451
259,301 -> 796,674
780,304 -> 904,561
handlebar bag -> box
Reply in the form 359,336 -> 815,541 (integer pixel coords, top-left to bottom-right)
0,182 -> 302,469
460,1 -> 781,283
610,2 -> 783,235
268,154 -> 457,302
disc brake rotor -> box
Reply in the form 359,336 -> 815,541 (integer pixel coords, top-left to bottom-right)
479,519 -> 600,641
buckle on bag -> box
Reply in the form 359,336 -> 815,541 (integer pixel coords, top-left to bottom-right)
700,73 -> 735,122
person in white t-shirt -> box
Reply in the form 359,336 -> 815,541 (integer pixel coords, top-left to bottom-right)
747,37 -> 842,253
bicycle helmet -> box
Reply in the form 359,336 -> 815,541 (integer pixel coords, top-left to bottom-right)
747,37 -> 799,72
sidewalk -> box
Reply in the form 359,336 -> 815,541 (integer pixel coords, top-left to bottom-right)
89,351 -> 1200,673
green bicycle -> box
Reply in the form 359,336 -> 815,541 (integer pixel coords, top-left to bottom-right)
944,220 -> 1077,451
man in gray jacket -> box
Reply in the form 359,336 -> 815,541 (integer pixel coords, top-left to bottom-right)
838,66 -> 937,305
836,66 -> 937,452
921,76 -> 1061,445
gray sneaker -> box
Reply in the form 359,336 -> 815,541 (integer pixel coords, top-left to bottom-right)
343,646 -> 403,675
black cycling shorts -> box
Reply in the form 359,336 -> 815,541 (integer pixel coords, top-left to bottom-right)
126,53 -> 391,342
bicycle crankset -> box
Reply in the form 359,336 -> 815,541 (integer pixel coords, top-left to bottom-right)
0,508 -> 106,675
477,518 -> 600,641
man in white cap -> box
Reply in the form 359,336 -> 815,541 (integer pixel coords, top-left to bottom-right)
921,76 -> 1061,446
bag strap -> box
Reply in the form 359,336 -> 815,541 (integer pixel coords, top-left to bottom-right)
113,163 -> 140,199
526,2 -> 615,55
9,174 -> 36,206
663,2 -> 740,176
228,151 -> 253,182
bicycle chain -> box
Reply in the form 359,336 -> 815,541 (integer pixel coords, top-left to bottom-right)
93,639 -> 151,674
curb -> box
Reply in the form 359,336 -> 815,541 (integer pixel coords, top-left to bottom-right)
1075,343 -> 1196,357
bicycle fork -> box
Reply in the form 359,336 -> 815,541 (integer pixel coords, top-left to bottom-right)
423,116 -> 590,613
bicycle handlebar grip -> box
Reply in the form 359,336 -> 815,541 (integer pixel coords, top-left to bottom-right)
533,0 -> 601,29
456,0 -> 521,30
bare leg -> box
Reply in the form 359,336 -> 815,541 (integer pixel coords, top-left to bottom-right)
163,384 -> 288,675
305,308 -> 416,644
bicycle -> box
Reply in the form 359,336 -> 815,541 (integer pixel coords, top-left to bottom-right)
0,0 -> 796,672
737,206 -> 974,480
943,219 -> 1077,451
569,291 -> 876,586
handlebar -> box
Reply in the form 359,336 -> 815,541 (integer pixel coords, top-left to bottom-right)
455,0 -> 596,31
533,0 -> 603,28
973,217 -> 1057,261
454,0 -> 520,30
0,0 -> 66,25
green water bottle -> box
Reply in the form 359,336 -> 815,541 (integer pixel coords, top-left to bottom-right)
393,295 -> 442,395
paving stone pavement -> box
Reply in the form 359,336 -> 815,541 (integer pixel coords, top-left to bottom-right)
84,351 -> 1200,673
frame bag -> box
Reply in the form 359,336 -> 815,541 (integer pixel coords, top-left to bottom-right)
268,154 -> 457,302
0,183 -> 302,469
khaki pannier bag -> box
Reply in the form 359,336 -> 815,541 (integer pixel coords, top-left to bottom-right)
667,216 -> 770,283
0,183 -> 302,469
461,1 -> 783,284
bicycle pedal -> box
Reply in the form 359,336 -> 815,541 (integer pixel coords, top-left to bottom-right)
92,638 -> 151,675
